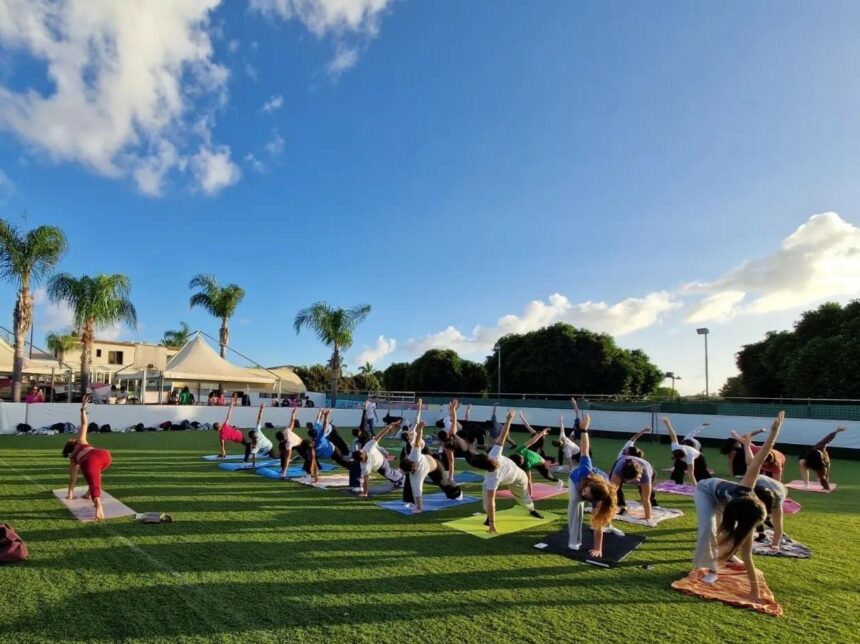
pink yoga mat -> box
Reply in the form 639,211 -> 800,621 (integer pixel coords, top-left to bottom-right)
52,488 -> 136,522
783,498 -> 801,514
498,482 -> 565,501
785,481 -> 836,493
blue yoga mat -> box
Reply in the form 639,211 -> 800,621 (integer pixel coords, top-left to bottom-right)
201,454 -> 245,461
218,459 -> 280,471
377,493 -> 480,515
453,471 -> 484,484
256,463 -> 336,480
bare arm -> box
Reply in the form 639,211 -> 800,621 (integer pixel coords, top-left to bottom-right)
740,412 -> 784,488
524,429 -> 549,450
570,397 -> 581,420
770,506 -> 784,549
486,489 -> 497,533
740,536 -> 760,601
496,409 -> 516,447
629,426 -> 651,444
414,420 -> 425,450
519,412 -> 537,435
590,527 -> 604,558
661,416 -> 679,444
640,481 -> 652,521
415,398 -> 423,426
465,404 -> 471,423
374,420 -> 402,442
579,414 -> 592,455
67,461 -> 79,498
256,403 -> 265,426
224,397 -> 236,426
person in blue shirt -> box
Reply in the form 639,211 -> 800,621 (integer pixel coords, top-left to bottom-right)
567,414 -> 619,558
305,409 -> 355,483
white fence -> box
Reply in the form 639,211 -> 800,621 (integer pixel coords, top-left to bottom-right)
1,401 -> 857,449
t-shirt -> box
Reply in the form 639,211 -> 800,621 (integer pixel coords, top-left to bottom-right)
569,454 -> 608,487
514,446 -> 544,470
699,478 -> 753,504
671,442 -> 700,465
365,401 -> 377,419
281,430 -> 301,449
360,439 -> 385,476
610,456 -> 653,485
219,423 -> 243,443
408,444 -> 432,499
561,435 -> 581,461
178,391 -> 193,405
617,440 -> 635,458
314,426 -> 334,459
251,424 -> 273,455
754,475 -> 786,509
483,444 -> 523,491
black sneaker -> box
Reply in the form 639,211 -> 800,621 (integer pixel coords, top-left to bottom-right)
483,516 -> 490,526
618,507 -> 627,516
529,509 -> 544,520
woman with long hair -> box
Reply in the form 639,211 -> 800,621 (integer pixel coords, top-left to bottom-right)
63,396 -> 112,521
798,427 -> 846,490
692,411 -> 784,600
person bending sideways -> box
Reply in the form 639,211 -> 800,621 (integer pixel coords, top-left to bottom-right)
509,429 -> 564,495
305,410 -> 355,483
617,427 -> 651,459
215,396 -> 249,458
245,403 -> 278,465
519,412 -> 553,460
567,414 -> 621,557
353,420 -> 405,497
720,437 -> 748,478
63,396 -> 112,521
662,417 -> 712,485
471,409 -> 544,534
275,408 -> 303,477
552,417 -> 581,471
692,411 -> 785,602
400,418 -> 463,512
799,428 -> 846,490
731,429 -> 785,481
735,435 -> 789,552
609,455 -> 658,522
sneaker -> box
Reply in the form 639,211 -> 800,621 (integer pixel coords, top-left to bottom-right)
604,525 -> 625,537
529,509 -> 544,520
349,487 -> 363,493
702,572 -> 718,584
455,492 -> 464,501
554,479 -> 565,491
617,507 -> 627,516
728,554 -> 743,565
483,516 -> 490,526
568,543 -> 581,551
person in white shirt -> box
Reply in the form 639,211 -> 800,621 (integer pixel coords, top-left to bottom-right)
364,398 -> 379,436
681,423 -> 710,451
551,416 -> 581,471
399,406 -> 463,511
617,426 -> 652,459
663,417 -> 712,485
275,407 -> 304,477
353,420 -> 404,497
470,408 -> 543,534
246,403 -> 276,465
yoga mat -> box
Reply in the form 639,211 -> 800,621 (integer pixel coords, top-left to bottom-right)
753,531 -> 812,559
257,463 -> 337,479
201,454 -> 245,461
534,530 -> 646,568
671,566 -> 783,616
349,483 -> 397,496
785,481 -> 836,493
783,498 -> 801,515
653,481 -> 697,496
307,475 -> 352,489
377,493 -> 480,515
218,459 -> 279,471
590,501 -> 683,526
451,471 -> 484,484
443,507 -> 560,539
52,488 -> 135,523
498,482 -> 565,501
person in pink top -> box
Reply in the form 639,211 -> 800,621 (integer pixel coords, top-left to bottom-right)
215,396 -> 248,458
733,429 -> 785,480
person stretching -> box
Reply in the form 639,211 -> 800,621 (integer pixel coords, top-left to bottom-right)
519,412 -> 553,460
215,395 -> 248,458
731,429 -> 785,481
610,455 -> 658,522
799,428 -> 846,490
354,420 -> 405,497
509,429 -> 564,494
692,411 -> 784,600
680,423 -> 711,451
401,418 -> 463,511
567,414 -> 620,557
275,408 -> 303,477
736,434 -> 788,552
552,417 -> 581,471
720,437 -> 749,478
246,403 -> 278,465
617,427 -> 651,459
306,410 -> 355,483
471,409 -> 544,534
487,404 -> 518,448
63,396 -> 112,521
662,417 -> 711,485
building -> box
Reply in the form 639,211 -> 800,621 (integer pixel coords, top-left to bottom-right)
56,339 -> 176,384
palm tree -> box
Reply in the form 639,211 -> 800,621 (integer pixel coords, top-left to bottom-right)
359,361 -> 374,375
47,273 -> 137,397
293,302 -> 371,404
188,274 -> 245,358
161,322 -> 191,349
0,220 -> 68,401
45,332 -> 79,360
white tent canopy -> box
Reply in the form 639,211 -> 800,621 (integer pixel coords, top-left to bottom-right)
0,337 -> 64,376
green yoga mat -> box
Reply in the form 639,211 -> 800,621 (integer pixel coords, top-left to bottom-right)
443,506 -> 560,539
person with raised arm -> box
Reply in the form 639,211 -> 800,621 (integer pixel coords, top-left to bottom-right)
570,397 -> 584,438
680,422 -> 711,451
487,403 -> 518,448
519,412 -> 552,460
214,395 -> 248,458
275,407 -> 303,477
735,434 -> 788,552
470,409 -> 544,534
306,409 -> 354,483
400,408 -> 463,512
551,416 -> 580,471
731,429 -> 785,481
567,414 -> 620,557
662,417 -> 712,485
798,427 -> 846,490
245,403 -> 277,465
617,426 -> 651,459
509,429 -> 564,494
692,411 -> 785,600
354,420 -> 404,497
720,429 -> 764,478
63,396 -> 112,521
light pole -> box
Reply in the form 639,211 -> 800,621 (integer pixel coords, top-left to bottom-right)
493,343 -> 501,400
696,328 -> 710,398
664,372 -> 682,399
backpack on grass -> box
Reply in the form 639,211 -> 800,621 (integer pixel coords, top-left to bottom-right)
0,524 -> 28,563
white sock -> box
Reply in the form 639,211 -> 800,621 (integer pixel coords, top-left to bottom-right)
702,571 -> 718,584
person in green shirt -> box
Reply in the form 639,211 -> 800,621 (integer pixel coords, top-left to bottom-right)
509,429 -> 564,495
178,386 -> 194,405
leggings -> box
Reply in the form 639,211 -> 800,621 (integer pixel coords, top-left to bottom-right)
79,448 -> 112,500
533,463 -> 558,482
403,455 -> 462,503
671,456 -> 712,484
616,484 -> 658,508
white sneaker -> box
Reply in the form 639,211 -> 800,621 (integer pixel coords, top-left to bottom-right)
455,492 -> 464,501
568,543 -> 581,551
555,479 -> 565,491
702,572 -> 718,584
349,487 -> 363,493
729,554 -> 743,566
604,525 -> 625,537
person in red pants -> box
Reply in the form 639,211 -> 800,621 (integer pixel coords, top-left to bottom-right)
63,396 -> 112,521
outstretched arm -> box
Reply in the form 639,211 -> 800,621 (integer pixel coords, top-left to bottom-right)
495,409 -> 516,447
375,419 -> 402,442
570,397 -> 581,420
519,412 -> 537,435
449,400 -> 459,435
741,412 -> 784,488
684,423 -> 710,441
415,398 -> 423,426
224,397 -> 236,426
524,428 -> 549,450
256,402 -> 265,427
579,415 -> 592,455
414,419 -> 425,450
465,404 -> 471,423
629,426 -> 651,444
661,417 -> 679,444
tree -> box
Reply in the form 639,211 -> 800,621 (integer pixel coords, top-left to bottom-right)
293,302 -> 371,405
359,361 -> 374,374
292,364 -> 331,392
161,322 -> 191,349
383,362 -> 411,391
0,220 -> 68,401
47,273 -> 137,397
407,349 -> 489,393
188,274 -> 245,358
45,332 -> 79,361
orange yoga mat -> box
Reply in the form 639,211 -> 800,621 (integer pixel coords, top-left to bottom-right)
672,566 -> 783,616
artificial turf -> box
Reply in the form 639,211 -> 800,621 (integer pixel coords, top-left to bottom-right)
0,431 -> 858,643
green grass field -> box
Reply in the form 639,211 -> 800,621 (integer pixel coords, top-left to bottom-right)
1,431 -> 858,643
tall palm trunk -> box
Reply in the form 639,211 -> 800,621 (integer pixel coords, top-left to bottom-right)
11,283 -> 32,403
219,318 -> 229,358
330,344 -> 340,406
80,320 -> 94,398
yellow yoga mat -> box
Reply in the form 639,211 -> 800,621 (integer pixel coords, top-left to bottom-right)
443,506 -> 560,539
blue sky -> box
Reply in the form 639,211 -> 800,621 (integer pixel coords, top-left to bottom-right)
1,1 -> 859,394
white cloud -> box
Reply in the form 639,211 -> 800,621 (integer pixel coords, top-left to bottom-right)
191,145 -> 241,195
244,153 -> 265,173
261,94 -> 284,112
250,0 -> 394,76
0,0 -> 242,196
264,131 -> 285,156
355,335 -> 397,366
684,213 -> 860,323
406,291 -> 681,357
0,168 -> 14,201
228,39 -> 240,53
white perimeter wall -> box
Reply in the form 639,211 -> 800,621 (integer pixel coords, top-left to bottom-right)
1,402 -> 858,449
